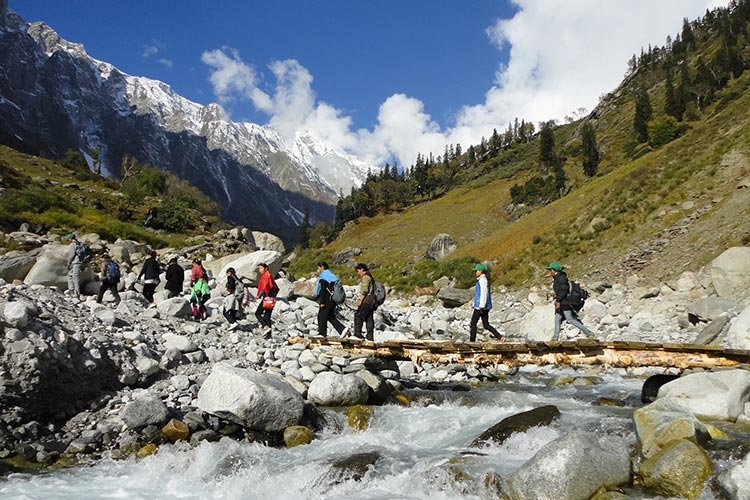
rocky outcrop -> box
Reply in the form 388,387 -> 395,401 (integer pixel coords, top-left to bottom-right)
197,364 -> 305,431
426,234 -> 457,261
504,432 -> 631,500
332,247 -> 361,266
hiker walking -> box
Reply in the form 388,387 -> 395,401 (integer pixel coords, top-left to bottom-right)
315,262 -> 347,337
353,263 -> 376,341
547,261 -> 594,341
65,233 -> 88,299
97,254 -> 121,304
164,257 -> 184,298
255,263 -> 277,339
137,250 -> 161,305
223,267 -> 240,329
469,264 -> 503,342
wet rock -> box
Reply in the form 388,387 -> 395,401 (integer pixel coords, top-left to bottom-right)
640,374 -> 680,404
505,432 -> 631,500
470,405 -> 561,448
190,429 -> 220,446
197,364 -> 304,431
639,439 -> 712,499
119,397 -> 170,430
136,443 -> 158,459
283,425 -> 314,448
436,287 -> 473,308
656,369 -> 750,420
633,398 -> 709,459
327,451 -> 381,483
426,233 -> 457,261
719,449 -> 750,500
161,419 -> 190,443
347,405 -> 374,431
307,372 -> 369,406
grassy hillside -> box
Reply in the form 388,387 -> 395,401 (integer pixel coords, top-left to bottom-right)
0,146 -> 223,248
290,11 -> 750,290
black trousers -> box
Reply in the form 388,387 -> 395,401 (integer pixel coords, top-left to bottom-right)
97,280 -> 120,304
318,304 -> 345,337
223,308 -> 237,324
470,308 -> 501,342
354,300 -> 376,340
143,283 -> 158,303
255,301 -> 273,328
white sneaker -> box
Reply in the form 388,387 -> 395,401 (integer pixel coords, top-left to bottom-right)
228,323 -> 238,331
339,327 -> 350,338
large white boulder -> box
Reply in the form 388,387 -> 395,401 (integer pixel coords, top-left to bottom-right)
0,250 -> 39,282
202,252 -> 243,279
688,297 -> 736,322
727,304 -> 750,350
218,250 -> 283,285
657,369 -> 750,421
518,304 -> 555,341
275,278 -> 294,299
156,297 -> 192,319
711,247 -> 750,300
87,302 -> 116,326
3,302 -> 30,328
307,372 -> 369,406
24,244 -> 94,289
426,233 -> 457,261
197,364 -> 304,431
162,333 -> 197,353
505,432 -> 631,500
251,231 -> 286,254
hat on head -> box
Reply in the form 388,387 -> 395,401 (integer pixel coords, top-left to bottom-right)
547,261 -> 564,271
473,263 -> 488,271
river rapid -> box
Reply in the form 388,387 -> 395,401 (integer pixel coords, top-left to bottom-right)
0,367 -> 664,500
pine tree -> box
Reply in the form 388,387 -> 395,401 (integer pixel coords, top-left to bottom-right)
539,121 -> 558,169
664,71 -> 682,120
682,18 -> 695,49
299,207 -> 311,249
580,121 -> 600,177
633,87 -> 653,143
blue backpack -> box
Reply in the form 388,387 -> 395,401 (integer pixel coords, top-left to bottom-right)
105,261 -> 121,283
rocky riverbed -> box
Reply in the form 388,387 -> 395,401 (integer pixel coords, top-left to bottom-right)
2,229 -> 750,499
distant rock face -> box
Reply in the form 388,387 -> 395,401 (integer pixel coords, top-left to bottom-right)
710,247 -> 750,300
426,234 -> 457,261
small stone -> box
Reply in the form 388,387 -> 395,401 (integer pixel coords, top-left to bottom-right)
137,443 -> 158,459
161,419 -> 190,443
283,425 -> 314,448
347,405 -> 374,431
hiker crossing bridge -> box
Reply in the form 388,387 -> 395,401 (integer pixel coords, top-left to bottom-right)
288,337 -> 749,370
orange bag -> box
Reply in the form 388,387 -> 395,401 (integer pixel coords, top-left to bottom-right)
262,297 -> 276,310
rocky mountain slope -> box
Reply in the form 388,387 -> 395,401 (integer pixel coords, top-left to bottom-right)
0,1 -> 371,242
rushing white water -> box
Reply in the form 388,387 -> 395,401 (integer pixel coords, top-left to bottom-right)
0,370 -> 645,500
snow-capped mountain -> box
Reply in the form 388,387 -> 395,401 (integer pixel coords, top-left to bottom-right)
0,1 -> 372,240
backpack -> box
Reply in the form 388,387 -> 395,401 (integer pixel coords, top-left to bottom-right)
330,280 -> 346,305
105,261 -> 121,283
75,242 -> 92,264
568,282 -> 589,312
372,280 -> 386,308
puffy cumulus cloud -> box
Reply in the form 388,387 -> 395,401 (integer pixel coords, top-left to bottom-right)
203,0 -> 730,167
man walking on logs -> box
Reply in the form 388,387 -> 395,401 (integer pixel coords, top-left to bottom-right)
548,261 -> 594,341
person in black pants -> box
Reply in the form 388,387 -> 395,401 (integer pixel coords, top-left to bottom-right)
469,263 -> 503,342
353,263 -> 376,341
138,250 -> 161,304
315,262 -> 346,337
164,258 -> 184,298
97,254 -> 121,305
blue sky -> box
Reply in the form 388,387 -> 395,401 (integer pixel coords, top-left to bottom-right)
10,0 -> 728,166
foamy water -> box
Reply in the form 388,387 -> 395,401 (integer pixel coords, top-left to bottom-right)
0,372 -> 643,500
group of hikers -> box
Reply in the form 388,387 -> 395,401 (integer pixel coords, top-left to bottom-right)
65,232 -> 594,342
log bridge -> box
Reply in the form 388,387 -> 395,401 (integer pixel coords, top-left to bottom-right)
288,337 -> 750,370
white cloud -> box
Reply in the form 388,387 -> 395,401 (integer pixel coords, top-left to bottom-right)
142,40 -> 173,69
202,0 -> 730,167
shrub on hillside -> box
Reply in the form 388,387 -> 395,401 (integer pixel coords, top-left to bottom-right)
120,166 -> 166,204
647,116 -> 685,148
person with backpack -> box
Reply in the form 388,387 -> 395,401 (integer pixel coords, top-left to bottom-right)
255,263 -> 278,339
470,264 -> 503,342
548,261 -> 594,341
315,262 -> 347,338
137,250 -> 161,305
223,267 -> 240,329
164,257 -> 184,298
65,232 -> 89,299
353,263 -> 377,341
96,254 -> 121,305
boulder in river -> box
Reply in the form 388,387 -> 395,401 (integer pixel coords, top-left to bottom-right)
307,372 -> 370,406
470,405 -> 561,447
633,398 -> 710,459
656,368 -> 750,421
639,439 -> 712,499
504,432 -> 631,500
197,364 -> 305,431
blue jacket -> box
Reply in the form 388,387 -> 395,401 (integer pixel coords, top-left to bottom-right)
315,269 -> 339,296
473,274 -> 493,309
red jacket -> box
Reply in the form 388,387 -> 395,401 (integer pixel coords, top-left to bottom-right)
256,270 -> 276,298
191,264 -> 205,284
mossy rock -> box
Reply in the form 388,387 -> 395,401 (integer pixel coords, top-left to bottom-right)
704,423 -> 730,440
283,425 -> 315,448
639,439 -> 712,499
347,405 -> 374,431
330,452 -> 381,481
392,393 -> 411,406
136,443 -> 158,459
470,405 -> 561,447
594,397 -> 626,407
549,374 -> 575,386
162,418 -> 190,443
